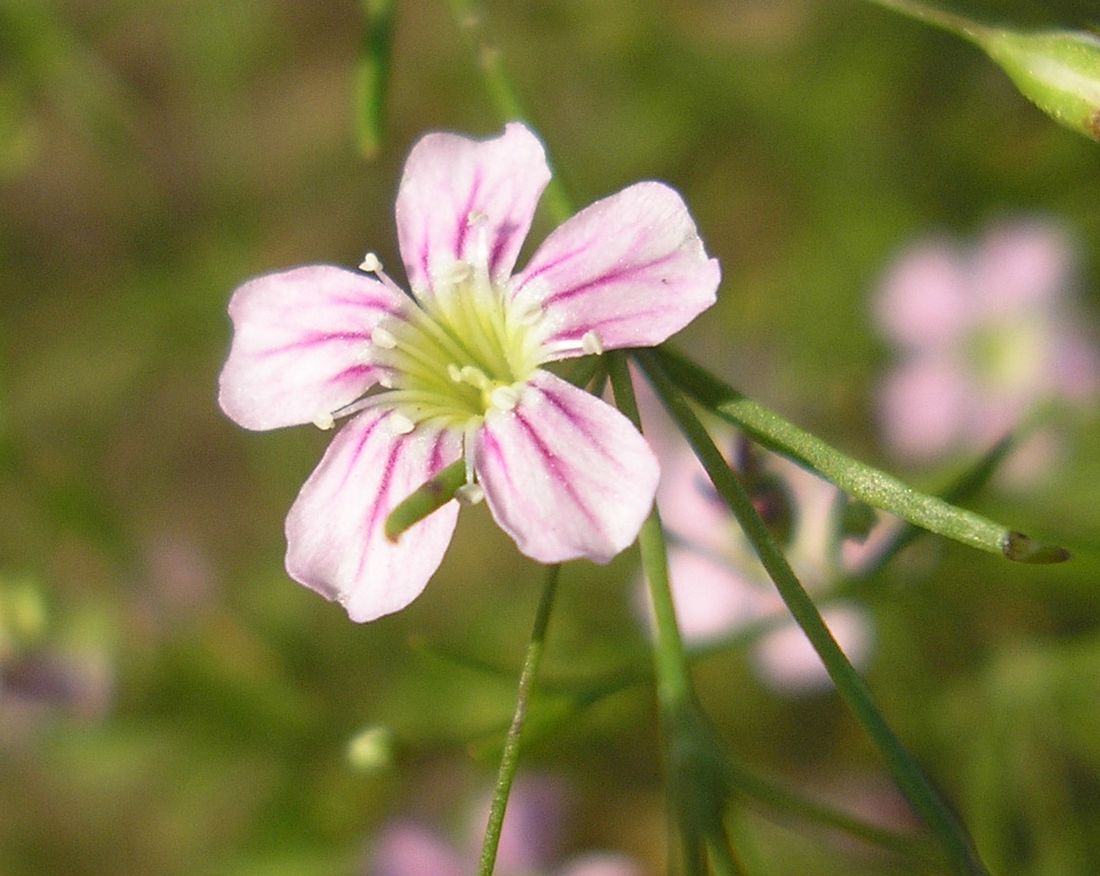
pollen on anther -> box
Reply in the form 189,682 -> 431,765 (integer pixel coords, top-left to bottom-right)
581,330 -> 604,356
489,385 -> 520,412
312,412 -> 335,430
388,412 -> 416,435
372,326 -> 398,349
455,482 -> 485,505
439,260 -> 473,285
359,252 -> 382,273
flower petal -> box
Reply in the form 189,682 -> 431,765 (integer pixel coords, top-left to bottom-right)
476,370 -> 658,564
753,604 -> 873,694
395,122 -> 550,293
218,266 -> 405,430
877,358 -> 971,460
370,823 -> 465,876
284,408 -> 461,622
873,240 -> 971,350
513,181 -> 720,355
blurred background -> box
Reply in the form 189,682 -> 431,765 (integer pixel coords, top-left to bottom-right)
2,0 -> 1099,873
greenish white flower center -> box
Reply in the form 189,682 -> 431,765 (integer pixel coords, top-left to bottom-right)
367,258 -> 548,431
965,318 -> 1044,388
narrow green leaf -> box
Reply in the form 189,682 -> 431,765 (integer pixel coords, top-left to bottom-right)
651,346 -> 1068,564
638,351 -> 991,876
383,459 -> 465,542
445,0 -> 575,224
356,0 -> 396,159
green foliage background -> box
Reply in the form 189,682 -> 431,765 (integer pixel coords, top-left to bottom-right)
1,1 -> 1099,873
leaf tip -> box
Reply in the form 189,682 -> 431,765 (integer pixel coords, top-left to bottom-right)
1002,530 -> 1071,564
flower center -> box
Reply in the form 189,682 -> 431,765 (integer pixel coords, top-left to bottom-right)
965,318 -> 1044,389
368,259 -> 547,431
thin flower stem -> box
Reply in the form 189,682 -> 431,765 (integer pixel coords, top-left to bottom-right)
857,0 -> 986,43
706,825 -> 745,876
637,350 -> 990,876
721,759 -> 940,864
445,0 -> 574,225
608,352 -> 707,876
653,346 -> 1068,564
607,353 -> 693,710
476,563 -> 561,876
356,0 -> 396,158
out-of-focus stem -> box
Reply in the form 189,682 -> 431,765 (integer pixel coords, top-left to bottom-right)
476,563 -> 561,876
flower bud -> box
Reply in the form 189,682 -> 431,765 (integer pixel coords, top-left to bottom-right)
746,472 -> 797,549
980,29 -> 1100,141
839,498 -> 877,543
347,724 -> 396,773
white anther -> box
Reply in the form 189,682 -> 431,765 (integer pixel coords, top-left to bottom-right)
458,365 -> 490,390
359,252 -> 382,273
438,260 -> 473,285
509,288 -> 546,326
371,326 -> 398,349
489,385 -> 520,412
377,372 -> 394,389
581,330 -> 604,356
388,412 -> 416,435
447,363 -> 463,383
466,210 -> 487,227
455,482 -> 485,505
312,412 -> 335,430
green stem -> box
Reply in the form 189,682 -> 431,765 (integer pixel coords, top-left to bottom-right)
608,353 -> 693,709
706,824 -> 745,876
355,0 -> 396,158
476,563 -> 561,876
608,352 -> 708,876
637,351 -> 990,876
721,759 -> 939,863
654,346 -> 1067,564
445,0 -> 574,225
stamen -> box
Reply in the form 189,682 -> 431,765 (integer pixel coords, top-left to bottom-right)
371,326 -> 398,349
510,296 -> 545,327
466,210 -> 487,227
438,260 -> 473,285
312,412 -> 335,430
388,412 -> 416,435
447,363 -> 463,383
332,394 -> 387,420
463,421 -> 480,485
360,252 -> 409,299
489,385 -> 520,412
457,365 -> 491,390
581,330 -> 604,356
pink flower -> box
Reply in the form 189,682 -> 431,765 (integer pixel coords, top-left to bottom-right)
218,123 -> 720,621
367,774 -> 643,876
640,429 -> 874,695
873,219 -> 1100,468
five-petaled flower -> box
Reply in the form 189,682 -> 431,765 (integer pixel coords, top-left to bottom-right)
218,123 -> 720,621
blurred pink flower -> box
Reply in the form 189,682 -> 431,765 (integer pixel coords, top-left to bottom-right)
367,774 -> 643,876
640,435 -> 874,695
218,123 -> 719,622
873,219 -> 1099,469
